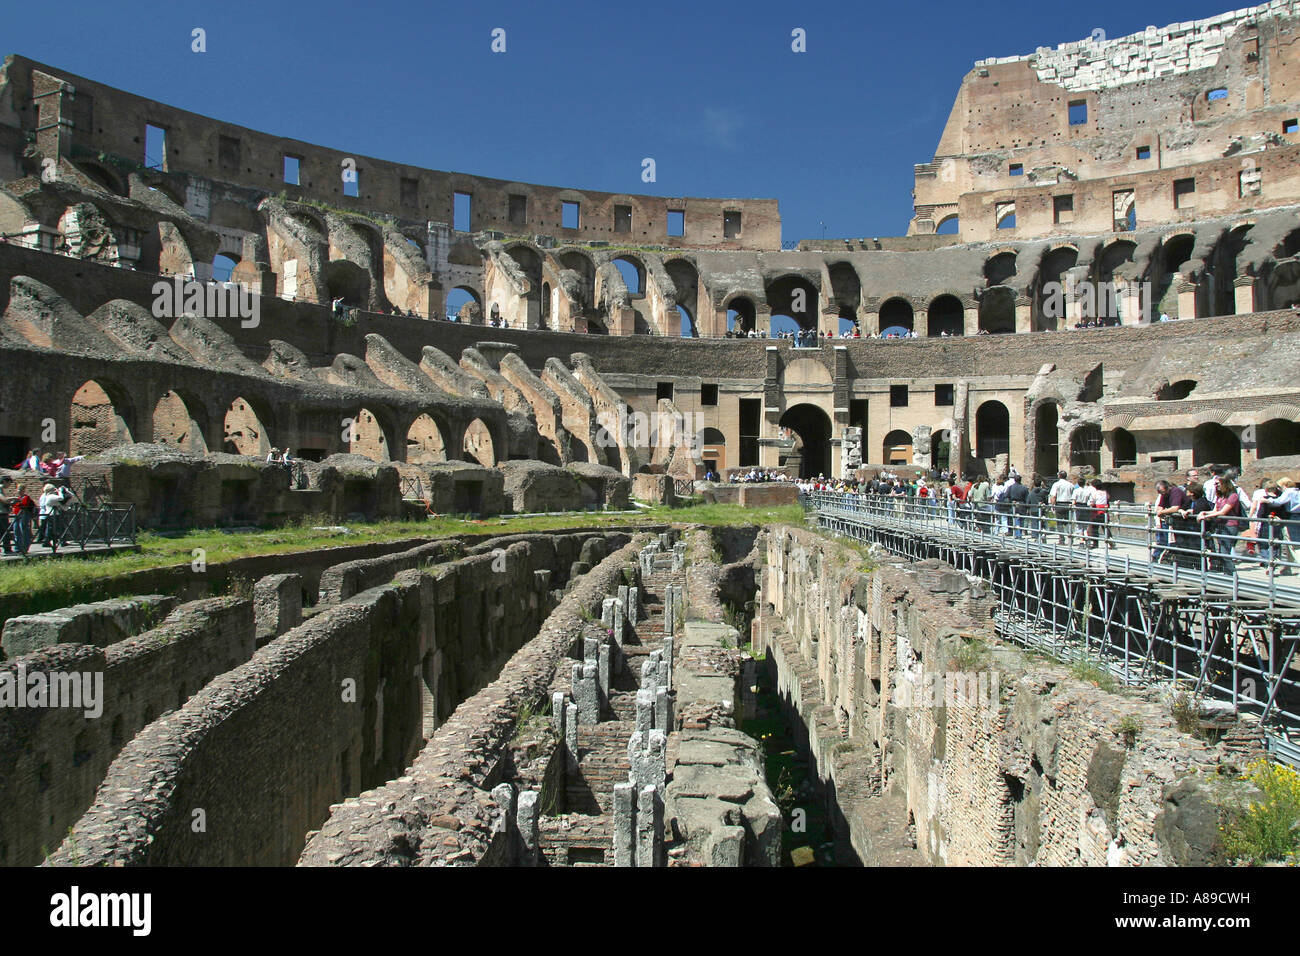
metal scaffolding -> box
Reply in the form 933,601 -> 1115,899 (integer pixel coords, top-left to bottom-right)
803,490 -> 1300,766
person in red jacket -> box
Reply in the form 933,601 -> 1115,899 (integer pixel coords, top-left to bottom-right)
8,491 -> 35,555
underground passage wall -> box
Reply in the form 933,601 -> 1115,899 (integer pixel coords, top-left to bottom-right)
41,530 -> 628,866
754,525 -> 1258,866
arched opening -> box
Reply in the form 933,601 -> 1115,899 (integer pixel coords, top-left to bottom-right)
879,297 -> 914,337
323,259 -> 370,307
700,426 -> 726,474
936,215 -> 959,235
883,429 -> 913,466
350,408 -> 391,461
1256,418 -> 1300,459
1212,225 -> 1253,317
1155,234 -> 1195,318
1070,423 -> 1102,473
463,418 -> 496,467
927,295 -> 964,336
540,281 -> 552,328
612,256 -> 645,296
1192,422 -> 1241,469
69,380 -> 135,456
152,390 -> 208,453
726,296 -> 757,335
677,305 -> 697,338
406,414 -> 448,464
76,161 -> 127,196
1034,247 -> 1077,331
778,404 -> 832,478
931,428 -> 951,471
1111,427 -> 1137,467
975,401 -> 1009,462
222,396 -> 271,457
766,275 -> 819,332
827,262 -> 861,318
1034,403 -> 1059,477
507,245 -> 543,325
445,286 -> 481,323
837,312 -> 858,336
558,250 -> 596,312
1094,240 -> 1136,324
212,253 -> 238,283
979,286 -> 1016,334
984,252 -> 1017,286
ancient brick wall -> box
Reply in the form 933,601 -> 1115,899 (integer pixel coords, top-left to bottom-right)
757,526 -> 1225,865
46,532 -> 628,865
0,596 -> 254,867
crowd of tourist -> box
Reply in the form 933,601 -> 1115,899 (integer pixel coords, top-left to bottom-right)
801,463 -> 1300,574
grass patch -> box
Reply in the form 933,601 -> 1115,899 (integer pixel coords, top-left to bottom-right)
1070,657 -> 1120,694
0,504 -> 797,614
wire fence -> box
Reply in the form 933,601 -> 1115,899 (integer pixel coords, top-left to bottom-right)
2,503 -> 137,555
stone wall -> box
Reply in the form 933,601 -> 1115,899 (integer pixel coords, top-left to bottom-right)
0,596 -> 254,867
298,536 -> 646,866
46,531 -> 627,866
756,525 -> 1239,866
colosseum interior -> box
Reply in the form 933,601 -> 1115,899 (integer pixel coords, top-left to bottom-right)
1,2 -> 1298,892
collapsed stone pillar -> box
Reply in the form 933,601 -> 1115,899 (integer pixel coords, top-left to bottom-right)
613,782 -> 635,867
636,785 -> 664,868
516,790 -> 540,867
565,701 -> 579,772
572,661 -> 599,725
628,728 -> 667,793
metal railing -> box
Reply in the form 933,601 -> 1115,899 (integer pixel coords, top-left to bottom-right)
2,503 -> 137,554
803,490 -> 1300,764
673,477 -> 696,498
400,475 -> 426,501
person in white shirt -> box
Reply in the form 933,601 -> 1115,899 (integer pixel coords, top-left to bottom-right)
1071,480 -> 1094,542
1048,471 -> 1076,543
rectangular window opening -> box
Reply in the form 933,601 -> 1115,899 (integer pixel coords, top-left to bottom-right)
1053,194 -> 1074,225
723,210 -> 742,239
283,155 -> 301,185
667,209 -> 684,237
1136,145 -> 1151,160
613,204 -> 632,234
701,383 -> 718,406
1173,177 -> 1196,210
1009,163 -> 1023,176
935,384 -> 954,407
508,193 -> 527,225
145,123 -> 167,170
656,382 -> 674,402
890,384 -> 908,408
454,191 -> 471,232
1068,100 -> 1088,126
562,201 -> 581,230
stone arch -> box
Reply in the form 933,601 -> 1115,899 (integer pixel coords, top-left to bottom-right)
1155,232 -> 1196,318
152,390 -> 209,454
979,286 -> 1017,334
883,429 -> 913,466
974,400 -> 1009,461
446,285 -> 482,323
1212,224 -> 1253,317
75,161 -> 127,197
1070,423 -> 1102,473
1255,418 -> 1300,459
927,294 -> 964,336
826,262 -> 861,316
350,407 -> 393,462
766,274 -> 820,333
1111,426 -> 1137,467
1033,246 -> 1078,331
984,251 -> 1017,286
936,213 -> 959,235
323,259 -> 370,306
611,255 -> 646,296
69,379 -> 136,456
406,413 -> 448,463
724,294 -> 758,334
1193,422 -> 1240,469
879,297 -> 914,336
462,418 -> 496,467
778,403 -> 832,478
223,395 -> 273,457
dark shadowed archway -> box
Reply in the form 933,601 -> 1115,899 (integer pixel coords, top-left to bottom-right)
778,404 -> 832,478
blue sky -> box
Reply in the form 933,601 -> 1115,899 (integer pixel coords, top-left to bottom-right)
8,0 -> 1239,241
